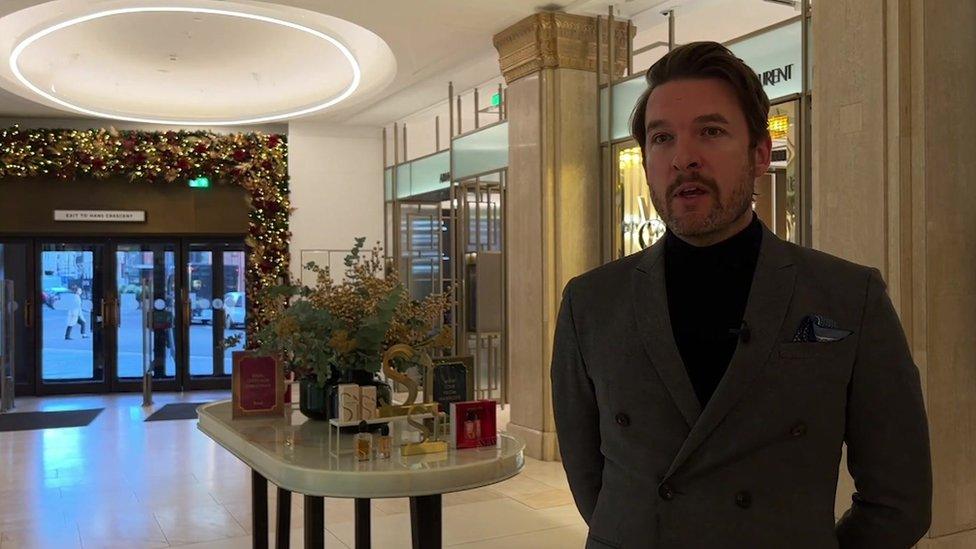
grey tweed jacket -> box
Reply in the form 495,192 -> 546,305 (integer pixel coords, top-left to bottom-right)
551,221 -> 931,548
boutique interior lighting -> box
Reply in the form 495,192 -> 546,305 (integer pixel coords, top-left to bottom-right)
8,6 -> 362,125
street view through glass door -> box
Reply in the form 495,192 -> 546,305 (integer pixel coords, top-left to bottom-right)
7,237 -> 245,394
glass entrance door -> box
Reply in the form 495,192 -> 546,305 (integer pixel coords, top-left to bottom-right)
4,237 -> 241,395
37,242 -> 107,393
184,241 -> 246,390
111,242 -> 180,391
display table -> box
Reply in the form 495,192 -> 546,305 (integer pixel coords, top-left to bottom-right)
197,400 -> 524,549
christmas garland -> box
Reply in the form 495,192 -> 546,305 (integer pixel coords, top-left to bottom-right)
0,125 -> 290,342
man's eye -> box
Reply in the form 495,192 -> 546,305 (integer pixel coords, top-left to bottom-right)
651,133 -> 672,145
703,127 -> 725,137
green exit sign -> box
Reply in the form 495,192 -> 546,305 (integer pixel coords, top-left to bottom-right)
188,176 -> 210,188
491,92 -> 501,107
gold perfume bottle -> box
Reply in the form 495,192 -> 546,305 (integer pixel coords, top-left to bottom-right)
354,420 -> 372,461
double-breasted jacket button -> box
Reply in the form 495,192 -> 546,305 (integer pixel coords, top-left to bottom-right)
658,483 -> 675,501
790,422 -> 808,438
614,413 -> 630,427
734,491 -> 752,509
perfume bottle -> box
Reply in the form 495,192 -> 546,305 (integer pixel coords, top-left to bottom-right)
464,411 -> 477,440
375,424 -> 392,459
354,420 -> 372,461
473,411 -> 482,439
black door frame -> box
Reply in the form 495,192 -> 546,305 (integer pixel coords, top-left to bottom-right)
1,238 -> 37,396
0,234 -> 242,395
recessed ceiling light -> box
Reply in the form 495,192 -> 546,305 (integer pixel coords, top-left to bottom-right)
9,6 -> 362,125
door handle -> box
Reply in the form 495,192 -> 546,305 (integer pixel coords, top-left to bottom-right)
181,289 -> 190,329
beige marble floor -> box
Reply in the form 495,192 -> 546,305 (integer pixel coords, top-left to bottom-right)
0,392 -> 586,548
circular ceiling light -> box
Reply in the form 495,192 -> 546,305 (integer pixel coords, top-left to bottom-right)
8,6 -> 362,125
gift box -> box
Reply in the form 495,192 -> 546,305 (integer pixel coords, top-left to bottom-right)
449,400 -> 497,449
337,384 -> 361,422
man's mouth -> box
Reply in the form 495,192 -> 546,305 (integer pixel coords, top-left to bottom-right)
673,184 -> 710,198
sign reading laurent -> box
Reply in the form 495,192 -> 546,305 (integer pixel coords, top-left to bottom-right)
54,210 -> 146,222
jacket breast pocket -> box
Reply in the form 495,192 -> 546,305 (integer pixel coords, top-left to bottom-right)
777,338 -> 855,360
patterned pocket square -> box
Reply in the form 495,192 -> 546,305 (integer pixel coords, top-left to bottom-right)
792,314 -> 854,342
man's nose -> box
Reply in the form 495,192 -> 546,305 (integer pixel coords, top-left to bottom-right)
671,142 -> 702,172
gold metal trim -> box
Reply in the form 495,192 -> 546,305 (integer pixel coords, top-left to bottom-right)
493,12 -> 632,84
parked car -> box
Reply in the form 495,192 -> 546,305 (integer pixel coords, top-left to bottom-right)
223,292 -> 246,329
190,291 -> 245,328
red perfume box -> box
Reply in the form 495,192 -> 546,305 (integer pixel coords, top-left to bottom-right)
449,400 -> 497,449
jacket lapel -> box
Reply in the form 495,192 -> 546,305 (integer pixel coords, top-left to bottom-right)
632,238 -> 702,429
663,222 -> 796,477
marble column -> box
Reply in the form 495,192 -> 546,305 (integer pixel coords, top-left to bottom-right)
813,1 -> 976,545
493,12 -> 629,460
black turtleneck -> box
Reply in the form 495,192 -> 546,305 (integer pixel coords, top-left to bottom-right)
664,212 -> 763,408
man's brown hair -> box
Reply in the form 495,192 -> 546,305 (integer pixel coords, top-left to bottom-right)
630,41 -> 770,153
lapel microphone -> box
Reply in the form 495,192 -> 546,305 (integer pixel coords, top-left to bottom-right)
729,320 -> 751,343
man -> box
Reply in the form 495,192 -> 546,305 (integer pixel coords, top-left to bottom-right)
551,42 -> 931,548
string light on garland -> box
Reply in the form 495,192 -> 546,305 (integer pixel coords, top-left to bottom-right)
0,125 -> 290,344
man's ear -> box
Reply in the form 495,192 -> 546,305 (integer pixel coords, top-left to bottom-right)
752,134 -> 773,177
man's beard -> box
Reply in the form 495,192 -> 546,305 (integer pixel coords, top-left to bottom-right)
649,158 -> 756,239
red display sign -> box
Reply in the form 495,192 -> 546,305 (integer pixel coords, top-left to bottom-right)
232,352 -> 284,419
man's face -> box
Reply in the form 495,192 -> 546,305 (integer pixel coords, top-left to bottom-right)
643,78 -> 771,246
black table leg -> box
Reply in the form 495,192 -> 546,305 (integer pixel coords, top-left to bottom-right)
251,470 -> 269,549
355,498 -> 371,548
304,495 -> 324,549
275,487 -> 291,549
409,494 -> 442,549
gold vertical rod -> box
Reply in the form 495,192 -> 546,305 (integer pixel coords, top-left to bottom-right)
608,6 -> 616,86
448,81 -> 455,139
393,122 -> 399,165
597,14 -> 606,261
435,115 -> 440,151
474,87 -> 480,129
393,122 -> 400,264
665,9 -> 675,50
457,94 -> 462,134
496,83 -> 503,121
596,15 -> 603,86
626,20 -> 633,76
382,127 -> 387,168
402,124 -> 408,161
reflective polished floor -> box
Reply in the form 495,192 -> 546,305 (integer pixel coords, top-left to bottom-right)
0,391 -> 585,548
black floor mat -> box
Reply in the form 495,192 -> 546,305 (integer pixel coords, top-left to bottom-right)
0,408 -> 103,432
144,402 -> 209,421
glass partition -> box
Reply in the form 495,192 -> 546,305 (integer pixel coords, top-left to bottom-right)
395,164 -> 412,199
602,19 -> 804,144
410,151 -> 450,196
452,122 -> 509,179
728,19 -> 803,100
601,77 -> 648,142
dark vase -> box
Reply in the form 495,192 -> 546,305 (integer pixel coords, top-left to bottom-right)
298,368 -> 392,423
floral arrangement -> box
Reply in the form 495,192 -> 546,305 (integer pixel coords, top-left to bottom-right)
241,238 -> 454,386
0,125 -> 289,337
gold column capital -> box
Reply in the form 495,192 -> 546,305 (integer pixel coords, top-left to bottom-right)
493,12 -> 631,84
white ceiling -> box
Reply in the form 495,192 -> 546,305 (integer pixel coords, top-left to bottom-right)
1,0 -> 665,127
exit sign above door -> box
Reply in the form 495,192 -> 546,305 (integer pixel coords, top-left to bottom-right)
53,210 -> 146,222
